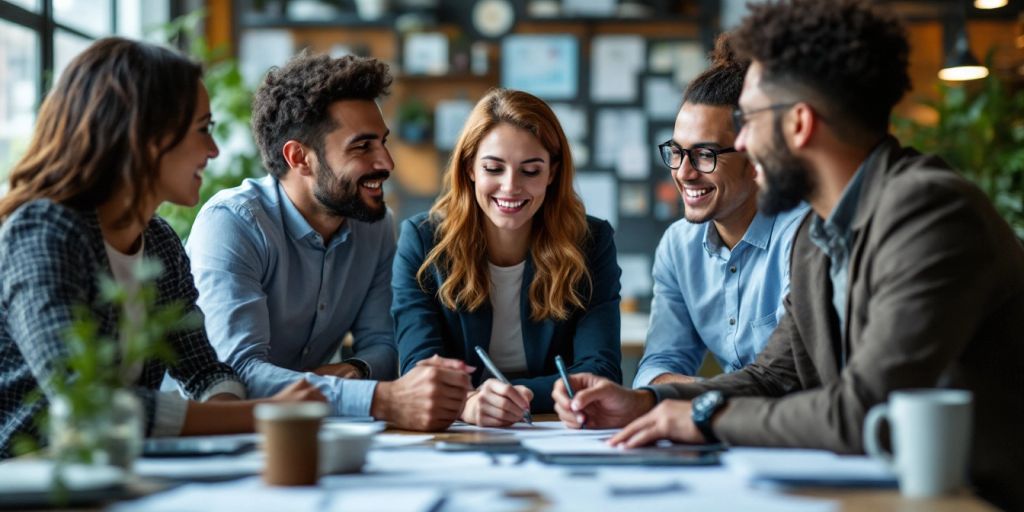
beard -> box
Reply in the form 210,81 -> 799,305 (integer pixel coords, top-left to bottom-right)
755,117 -> 814,215
313,154 -> 388,223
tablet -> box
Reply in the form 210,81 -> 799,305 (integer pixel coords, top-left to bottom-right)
536,449 -> 720,466
142,437 -> 256,458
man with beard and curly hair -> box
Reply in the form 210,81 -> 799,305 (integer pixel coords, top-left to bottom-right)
185,53 -> 474,431
550,1 -> 1024,507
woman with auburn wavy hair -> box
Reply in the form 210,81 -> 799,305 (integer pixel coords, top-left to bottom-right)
0,37 -> 319,458
392,88 -> 622,426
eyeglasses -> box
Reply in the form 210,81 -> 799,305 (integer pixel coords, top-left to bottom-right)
732,103 -> 797,132
657,141 -> 737,173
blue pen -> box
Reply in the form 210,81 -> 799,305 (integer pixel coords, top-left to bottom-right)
473,346 -> 533,425
554,355 -> 586,429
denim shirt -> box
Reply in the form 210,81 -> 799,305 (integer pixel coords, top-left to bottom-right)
186,176 -> 397,417
634,205 -> 809,386
807,146 -> 879,333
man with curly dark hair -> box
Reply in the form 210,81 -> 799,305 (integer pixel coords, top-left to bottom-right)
551,1 -> 1024,507
185,53 -> 475,432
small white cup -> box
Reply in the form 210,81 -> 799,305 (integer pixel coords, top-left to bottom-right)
318,423 -> 378,475
863,389 -> 973,498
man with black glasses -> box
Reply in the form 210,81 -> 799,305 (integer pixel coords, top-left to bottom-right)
633,36 -> 807,388
553,1 -> 1023,508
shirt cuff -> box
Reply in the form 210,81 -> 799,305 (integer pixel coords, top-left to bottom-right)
306,372 -> 378,417
198,380 -> 247,402
151,392 -> 189,437
633,366 -> 672,388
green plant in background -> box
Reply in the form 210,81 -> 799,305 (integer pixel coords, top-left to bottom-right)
397,96 -> 433,144
893,60 -> 1024,240
154,10 -> 266,240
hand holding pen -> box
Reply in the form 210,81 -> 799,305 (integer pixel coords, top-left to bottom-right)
473,346 -> 534,425
554,355 -> 586,429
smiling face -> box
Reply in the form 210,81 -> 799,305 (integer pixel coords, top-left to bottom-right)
470,123 -> 553,240
155,81 -> 219,207
670,102 -> 757,224
311,99 -> 393,222
735,62 -> 814,215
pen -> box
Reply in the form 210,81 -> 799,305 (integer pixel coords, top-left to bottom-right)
554,355 -> 586,429
473,345 -> 534,425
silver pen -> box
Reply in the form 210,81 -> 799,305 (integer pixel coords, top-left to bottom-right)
473,345 -> 534,424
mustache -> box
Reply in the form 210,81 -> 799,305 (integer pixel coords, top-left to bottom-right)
359,171 -> 391,183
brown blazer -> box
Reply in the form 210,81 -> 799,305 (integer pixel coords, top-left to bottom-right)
651,137 -> 1024,509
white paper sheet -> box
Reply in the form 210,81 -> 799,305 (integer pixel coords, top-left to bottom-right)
591,36 -> 646,103
110,476 -> 445,512
594,109 -> 646,172
724,448 -> 897,486
445,421 -> 619,439
372,433 -> 434,448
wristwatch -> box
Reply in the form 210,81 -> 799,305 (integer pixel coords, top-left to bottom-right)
344,359 -> 371,379
691,390 -> 727,444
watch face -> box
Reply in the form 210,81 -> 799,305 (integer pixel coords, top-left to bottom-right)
693,391 -> 723,421
473,0 -> 515,38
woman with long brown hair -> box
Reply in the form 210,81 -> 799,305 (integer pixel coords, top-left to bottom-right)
0,37 -> 318,457
393,88 -> 621,426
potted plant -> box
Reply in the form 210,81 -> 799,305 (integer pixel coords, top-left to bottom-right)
893,56 -> 1024,240
397,97 -> 433,144
17,259 -> 197,481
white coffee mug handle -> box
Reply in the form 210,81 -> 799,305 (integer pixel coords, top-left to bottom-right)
863,403 -> 894,468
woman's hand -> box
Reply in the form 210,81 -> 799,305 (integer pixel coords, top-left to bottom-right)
460,378 -> 533,427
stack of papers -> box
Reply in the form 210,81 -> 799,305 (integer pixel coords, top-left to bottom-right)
723,448 -> 897,487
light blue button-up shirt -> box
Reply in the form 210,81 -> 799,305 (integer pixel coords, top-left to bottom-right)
185,176 -> 397,417
633,205 -> 809,387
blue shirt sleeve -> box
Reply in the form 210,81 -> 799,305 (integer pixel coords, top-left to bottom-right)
634,228 -> 707,386
347,212 -> 398,380
187,204 -> 376,417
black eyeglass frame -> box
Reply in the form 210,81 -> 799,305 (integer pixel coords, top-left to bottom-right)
656,141 -> 738,174
731,102 -> 798,132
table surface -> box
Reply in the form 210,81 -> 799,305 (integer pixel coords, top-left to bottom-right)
388,414 -> 998,512
27,414 -> 997,512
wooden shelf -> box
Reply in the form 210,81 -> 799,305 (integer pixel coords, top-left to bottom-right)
240,14 -> 396,29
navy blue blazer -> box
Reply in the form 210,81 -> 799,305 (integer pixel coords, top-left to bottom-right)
392,212 -> 622,412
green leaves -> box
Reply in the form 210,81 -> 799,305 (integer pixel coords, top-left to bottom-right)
154,12 -> 266,241
46,258 -> 188,466
894,57 -> 1024,240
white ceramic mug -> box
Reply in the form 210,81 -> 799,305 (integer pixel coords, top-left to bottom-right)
863,389 -> 973,498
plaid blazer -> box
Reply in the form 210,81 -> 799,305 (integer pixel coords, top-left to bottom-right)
0,200 -> 242,457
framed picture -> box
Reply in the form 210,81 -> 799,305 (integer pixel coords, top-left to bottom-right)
404,32 -> 449,75
644,75 -> 683,122
591,35 -> 646,103
648,39 -> 706,86
501,35 -> 578,100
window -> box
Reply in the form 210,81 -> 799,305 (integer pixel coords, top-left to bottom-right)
0,0 -> 172,179
0,18 -> 38,173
